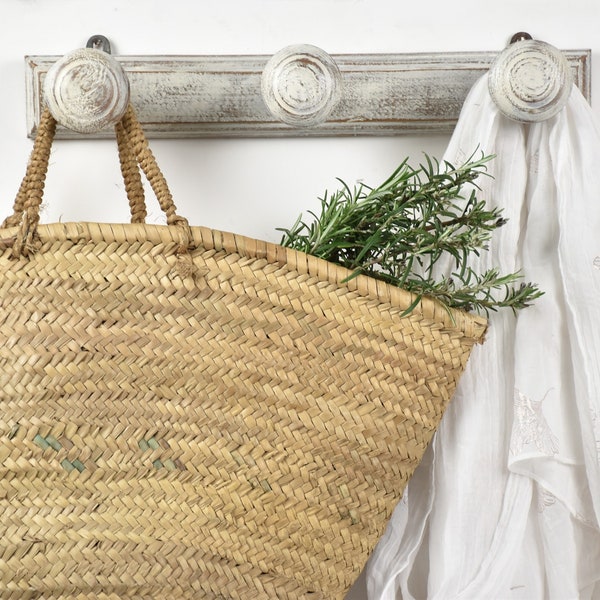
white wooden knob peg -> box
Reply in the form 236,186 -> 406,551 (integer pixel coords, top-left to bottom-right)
43,47 -> 130,134
261,44 -> 342,127
488,39 -> 573,123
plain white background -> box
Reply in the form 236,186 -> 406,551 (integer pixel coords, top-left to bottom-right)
0,1 -> 598,598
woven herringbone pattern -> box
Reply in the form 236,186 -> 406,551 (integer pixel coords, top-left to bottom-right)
0,106 -> 486,599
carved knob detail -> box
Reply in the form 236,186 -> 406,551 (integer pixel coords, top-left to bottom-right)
261,44 -> 342,127
488,39 -> 573,122
44,47 -> 130,134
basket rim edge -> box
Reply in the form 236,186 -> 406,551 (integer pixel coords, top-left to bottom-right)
0,221 -> 488,343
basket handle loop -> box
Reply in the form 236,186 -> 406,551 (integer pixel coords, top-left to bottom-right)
118,105 -> 190,233
5,104 -> 192,261
5,108 -> 56,256
116,111 -> 147,224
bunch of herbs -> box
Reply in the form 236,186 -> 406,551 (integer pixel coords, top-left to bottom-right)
278,153 -> 542,316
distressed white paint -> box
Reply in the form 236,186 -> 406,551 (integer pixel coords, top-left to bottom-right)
43,47 -> 130,134
489,39 -> 574,122
261,44 -> 342,127
25,49 -> 592,139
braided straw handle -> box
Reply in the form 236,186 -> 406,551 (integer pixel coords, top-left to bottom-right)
4,105 -> 191,259
116,111 -> 147,224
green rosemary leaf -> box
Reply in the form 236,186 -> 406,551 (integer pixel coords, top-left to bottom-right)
400,294 -> 423,318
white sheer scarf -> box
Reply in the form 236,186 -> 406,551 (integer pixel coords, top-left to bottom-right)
366,74 -> 600,599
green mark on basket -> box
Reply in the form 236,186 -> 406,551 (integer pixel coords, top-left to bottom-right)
71,459 -> 85,472
33,434 -> 85,473
45,435 -> 62,451
139,437 -> 184,471
147,437 -> 160,450
33,434 -> 51,451
60,459 -> 85,473
33,434 -> 62,452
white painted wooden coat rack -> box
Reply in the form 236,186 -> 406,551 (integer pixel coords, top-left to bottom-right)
26,33 -> 591,139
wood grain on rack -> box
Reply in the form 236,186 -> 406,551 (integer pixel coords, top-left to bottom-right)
25,50 -> 591,139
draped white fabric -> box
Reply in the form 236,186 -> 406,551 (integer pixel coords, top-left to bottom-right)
366,75 -> 600,599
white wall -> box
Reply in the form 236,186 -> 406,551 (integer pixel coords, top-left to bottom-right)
1,1 -> 598,598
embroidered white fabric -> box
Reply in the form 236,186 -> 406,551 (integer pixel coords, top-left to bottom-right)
365,74 -> 600,599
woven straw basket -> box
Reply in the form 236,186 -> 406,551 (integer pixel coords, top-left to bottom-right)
0,106 -> 487,599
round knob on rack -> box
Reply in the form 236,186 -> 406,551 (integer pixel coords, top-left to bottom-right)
43,46 -> 130,134
261,44 -> 342,128
488,38 -> 573,123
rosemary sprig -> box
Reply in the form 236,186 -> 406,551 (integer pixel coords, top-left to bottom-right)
277,152 -> 542,316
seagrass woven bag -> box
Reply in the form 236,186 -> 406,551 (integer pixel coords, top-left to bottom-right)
0,105 -> 487,599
